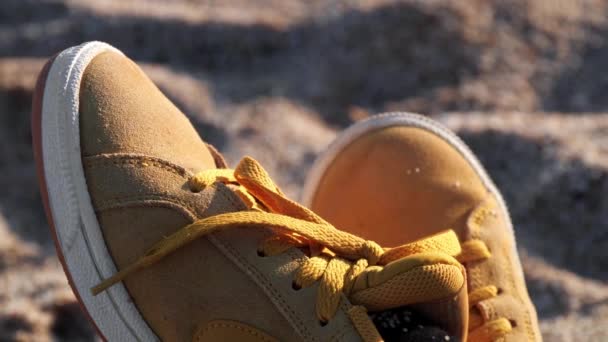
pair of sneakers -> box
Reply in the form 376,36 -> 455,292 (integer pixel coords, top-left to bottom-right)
32,42 -> 540,341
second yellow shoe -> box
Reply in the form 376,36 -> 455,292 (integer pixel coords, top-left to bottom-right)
303,113 -> 542,341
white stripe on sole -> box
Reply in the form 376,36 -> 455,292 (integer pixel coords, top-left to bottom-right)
40,41 -> 158,341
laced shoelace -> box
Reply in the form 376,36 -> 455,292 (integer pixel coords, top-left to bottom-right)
457,207 -> 513,342
91,156 -> 463,342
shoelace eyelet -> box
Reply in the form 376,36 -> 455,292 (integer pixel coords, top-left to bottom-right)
319,320 -> 329,327
256,249 -> 267,257
509,319 -> 517,328
291,281 -> 302,291
497,287 -> 504,295
188,184 -> 202,194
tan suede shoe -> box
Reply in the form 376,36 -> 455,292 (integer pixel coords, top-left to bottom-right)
33,43 -> 469,341
303,113 -> 542,342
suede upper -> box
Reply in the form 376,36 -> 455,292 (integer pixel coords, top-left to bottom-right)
310,126 -> 488,246
308,123 -> 541,341
79,51 -> 216,173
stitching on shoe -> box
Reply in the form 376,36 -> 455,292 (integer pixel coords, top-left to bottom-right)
96,194 -> 200,218
96,197 -> 198,222
195,321 -> 276,342
176,183 -> 314,340
502,243 -> 535,338
83,154 -> 192,177
83,153 -> 346,341
478,207 -> 536,339
207,234 -> 315,342
329,304 -> 354,342
284,247 -> 352,340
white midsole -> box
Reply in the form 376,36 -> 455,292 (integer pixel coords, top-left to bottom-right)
301,112 -> 527,282
41,41 -> 158,341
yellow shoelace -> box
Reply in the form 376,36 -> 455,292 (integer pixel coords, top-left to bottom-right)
457,208 -> 513,342
92,157 -> 463,341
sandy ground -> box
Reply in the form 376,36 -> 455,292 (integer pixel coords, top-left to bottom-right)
1,0 -> 607,340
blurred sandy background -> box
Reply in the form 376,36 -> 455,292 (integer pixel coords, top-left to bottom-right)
1,0 -> 608,340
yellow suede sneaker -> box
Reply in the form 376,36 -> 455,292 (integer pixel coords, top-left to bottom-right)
33,43 -> 469,341
303,113 -> 542,342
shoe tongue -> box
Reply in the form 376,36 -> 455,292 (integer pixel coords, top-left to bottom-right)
349,254 -> 469,341
204,143 -> 229,169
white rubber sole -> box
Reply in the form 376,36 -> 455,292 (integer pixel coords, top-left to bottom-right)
39,41 -> 158,341
301,112 -> 526,282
